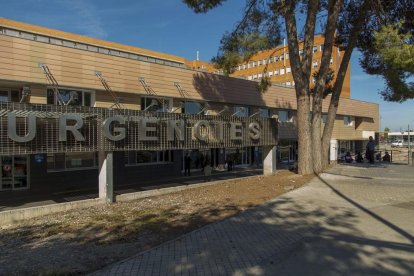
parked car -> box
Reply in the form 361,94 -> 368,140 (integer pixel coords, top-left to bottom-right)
391,140 -> 404,148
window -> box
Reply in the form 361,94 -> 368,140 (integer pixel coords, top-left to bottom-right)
278,110 -> 293,122
280,68 -> 285,75
233,106 -> 249,117
268,57 -> 273,63
274,56 -> 279,62
330,58 -> 333,65
258,60 -> 262,66
248,75 -> 253,80
258,73 -> 262,79
253,61 -> 257,67
322,114 -> 328,124
253,74 -> 258,79
183,101 -> 204,114
280,54 -> 284,61
299,49 -> 304,56
286,67 -> 291,73
312,61 -> 318,68
263,59 -> 267,65
47,153 -> 97,171
286,81 -> 291,86
320,45 -> 324,52
47,88 -> 93,106
260,108 -> 269,118
312,46 -> 318,53
237,65 -> 241,71
125,151 -> 173,165
274,69 -> 279,75
344,116 -> 353,126
0,89 -> 20,102
269,71 -> 273,76
248,62 -> 252,69
141,97 -> 171,112
286,53 -> 289,60
243,64 -> 246,70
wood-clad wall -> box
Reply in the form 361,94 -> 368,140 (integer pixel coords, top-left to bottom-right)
0,35 -> 378,137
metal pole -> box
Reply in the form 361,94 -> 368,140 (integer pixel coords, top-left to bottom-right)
408,124 -> 411,165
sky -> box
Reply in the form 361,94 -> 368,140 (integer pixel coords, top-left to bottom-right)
1,0 -> 413,131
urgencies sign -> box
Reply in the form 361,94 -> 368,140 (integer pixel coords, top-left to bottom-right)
7,113 -> 261,143
0,103 -> 277,155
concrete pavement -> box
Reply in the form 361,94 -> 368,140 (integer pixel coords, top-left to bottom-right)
92,163 -> 414,275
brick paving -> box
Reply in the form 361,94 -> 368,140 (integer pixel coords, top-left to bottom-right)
92,163 -> 414,276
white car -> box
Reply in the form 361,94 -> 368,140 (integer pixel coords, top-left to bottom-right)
391,140 -> 404,148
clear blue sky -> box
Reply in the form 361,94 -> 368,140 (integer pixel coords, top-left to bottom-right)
1,0 -> 413,131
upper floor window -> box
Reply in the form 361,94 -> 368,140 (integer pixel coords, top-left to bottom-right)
258,60 -> 262,66
278,110 -> 293,122
243,64 -> 247,69
47,88 -> 94,106
286,67 -> 291,73
280,68 -> 285,75
248,75 -> 253,80
299,49 -> 304,56
141,97 -> 171,112
312,61 -> 318,68
260,108 -> 269,118
330,58 -> 333,65
344,116 -> 353,126
0,88 -> 21,102
233,106 -> 249,117
253,61 -> 257,67
280,54 -> 285,61
320,45 -> 324,52
248,62 -> 252,69
312,46 -> 318,53
274,56 -> 279,62
263,59 -> 267,65
269,71 -> 273,76
286,53 -> 289,60
322,114 -> 328,124
268,57 -> 273,63
274,69 -> 279,75
182,101 -> 204,115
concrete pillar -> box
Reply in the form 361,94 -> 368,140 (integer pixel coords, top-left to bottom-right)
98,151 -> 114,203
330,139 -> 338,163
263,146 -> 277,176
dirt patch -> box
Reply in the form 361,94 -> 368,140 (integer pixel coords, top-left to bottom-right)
0,170 -> 313,275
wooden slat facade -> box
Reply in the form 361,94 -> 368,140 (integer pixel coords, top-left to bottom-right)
0,26 -> 379,141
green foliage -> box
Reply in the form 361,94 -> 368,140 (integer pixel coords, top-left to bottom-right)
384,127 -> 390,132
182,0 -> 226,13
374,24 -> 414,73
358,2 -> 414,102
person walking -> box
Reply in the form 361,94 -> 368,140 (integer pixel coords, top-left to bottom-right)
366,136 -> 376,164
184,153 -> 191,176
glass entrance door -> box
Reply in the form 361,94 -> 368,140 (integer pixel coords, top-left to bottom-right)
0,155 -> 29,191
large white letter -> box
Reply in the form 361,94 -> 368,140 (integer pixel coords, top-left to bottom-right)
249,122 -> 261,140
103,116 -> 126,141
140,118 -> 159,141
194,120 -> 209,141
59,114 -> 85,141
8,112 -> 36,142
230,122 -> 243,140
168,119 -> 185,141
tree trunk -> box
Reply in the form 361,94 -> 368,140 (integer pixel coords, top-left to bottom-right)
322,0 -> 370,166
297,92 -> 313,175
311,94 -> 323,173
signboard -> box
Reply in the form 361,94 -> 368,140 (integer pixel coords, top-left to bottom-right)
0,102 -> 277,155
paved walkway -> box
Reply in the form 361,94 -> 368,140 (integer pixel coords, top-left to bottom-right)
92,163 -> 414,275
